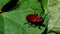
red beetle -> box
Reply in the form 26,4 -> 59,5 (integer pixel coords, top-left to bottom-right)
26,14 -> 42,23
26,14 -> 45,29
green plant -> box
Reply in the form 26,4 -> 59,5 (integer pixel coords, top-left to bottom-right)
0,0 -> 48,34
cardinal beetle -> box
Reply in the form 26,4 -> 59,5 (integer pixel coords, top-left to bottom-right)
26,14 -> 45,29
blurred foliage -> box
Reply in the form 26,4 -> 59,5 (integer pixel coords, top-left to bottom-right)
0,0 -> 48,34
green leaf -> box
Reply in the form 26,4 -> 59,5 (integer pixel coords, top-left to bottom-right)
42,0 -> 48,10
0,15 -> 4,34
0,0 -> 10,9
0,0 -> 48,34
48,0 -> 60,34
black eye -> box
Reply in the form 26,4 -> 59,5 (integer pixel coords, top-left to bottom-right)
2,0 -> 19,12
